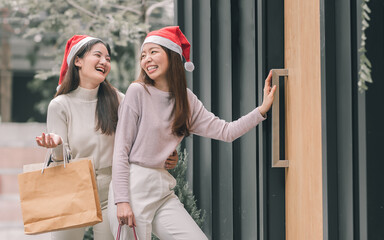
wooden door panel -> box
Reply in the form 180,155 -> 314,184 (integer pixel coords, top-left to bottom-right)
284,0 -> 323,239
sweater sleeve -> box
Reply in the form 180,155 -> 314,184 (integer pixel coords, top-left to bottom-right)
46,98 -> 68,160
188,89 -> 266,142
112,84 -> 141,204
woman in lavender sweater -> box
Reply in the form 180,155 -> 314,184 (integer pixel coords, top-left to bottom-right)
110,26 -> 276,239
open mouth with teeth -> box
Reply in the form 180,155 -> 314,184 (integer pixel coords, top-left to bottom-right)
96,67 -> 105,73
147,66 -> 158,72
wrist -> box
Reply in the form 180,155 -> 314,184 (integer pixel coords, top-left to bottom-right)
117,202 -> 130,205
258,106 -> 266,117
57,136 -> 63,145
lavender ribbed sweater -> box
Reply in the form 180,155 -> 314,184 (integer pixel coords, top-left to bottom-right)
112,83 -> 266,203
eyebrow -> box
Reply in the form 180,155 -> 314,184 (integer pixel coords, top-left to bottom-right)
144,46 -> 161,52
93,50 -> 110,57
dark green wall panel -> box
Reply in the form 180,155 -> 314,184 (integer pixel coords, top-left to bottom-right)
176,1 -> 285,239
232,1 -> 258,238
211,0 -> 234,239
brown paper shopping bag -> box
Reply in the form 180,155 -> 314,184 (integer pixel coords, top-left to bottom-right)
18,158 -> 102,234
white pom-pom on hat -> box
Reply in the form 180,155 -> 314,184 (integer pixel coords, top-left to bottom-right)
142,26 -> 195,72
184,62 -> 195,72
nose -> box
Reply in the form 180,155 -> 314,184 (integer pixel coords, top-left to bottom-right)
142,55 -> 152,63
99,57 -> 108,64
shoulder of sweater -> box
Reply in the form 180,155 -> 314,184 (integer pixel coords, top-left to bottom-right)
128,82 -> 150,98
48,95 -> 68,109
121,82 -> 147,106
47,95 -> 70,117
128,82 -> 146,92
186,88 -> 195,98
186,88 -> 199,104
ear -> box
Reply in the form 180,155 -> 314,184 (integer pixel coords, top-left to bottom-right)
74,56 -> 82,68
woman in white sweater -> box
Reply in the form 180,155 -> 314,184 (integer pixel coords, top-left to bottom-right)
111,26 -> 277,239
35,35 -> 178,240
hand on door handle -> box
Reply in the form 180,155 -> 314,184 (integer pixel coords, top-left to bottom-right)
258,70 -> 278,117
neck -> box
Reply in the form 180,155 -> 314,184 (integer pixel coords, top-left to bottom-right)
79,80 -> 101,89
154,78 -> 169,92
71,85 -> 99,101
79,75 -> 100,89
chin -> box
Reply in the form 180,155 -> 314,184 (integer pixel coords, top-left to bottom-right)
149,74 -> 159,81
96,75 -> 106,82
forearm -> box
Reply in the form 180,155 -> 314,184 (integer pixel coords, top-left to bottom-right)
46,100 -> 68,160
191,107 -> 266,142
112,104 -> 139,203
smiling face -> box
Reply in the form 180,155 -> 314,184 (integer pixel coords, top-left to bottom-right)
75,43 -> 111,89
140,43 -> 169,89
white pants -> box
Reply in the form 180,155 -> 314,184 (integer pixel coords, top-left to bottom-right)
108,164 -> 207,240
51,208 -> 114,240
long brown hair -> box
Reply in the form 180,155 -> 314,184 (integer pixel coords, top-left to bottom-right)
55,39 -> 119,135
137,46 -> 191,137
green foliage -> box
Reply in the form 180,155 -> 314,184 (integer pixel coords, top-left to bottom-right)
26,70 -> 60,116
1,0 -> 173,116
152,148 -> 206,240
169,148 -> 206,228
83,226 -> 93,240
358,0 -> 372,92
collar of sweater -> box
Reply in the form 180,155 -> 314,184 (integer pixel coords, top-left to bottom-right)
69,86 -> 99,102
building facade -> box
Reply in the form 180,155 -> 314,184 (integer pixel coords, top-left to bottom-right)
176,0 -> 384,239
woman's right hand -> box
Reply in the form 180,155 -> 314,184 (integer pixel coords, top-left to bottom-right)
35,133 -> 62,148
117,202 -> 136,227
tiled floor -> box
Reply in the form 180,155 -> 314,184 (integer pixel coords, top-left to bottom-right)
0,226 -> 50,240
0,123 -> 49,240
0,195 -> 50,239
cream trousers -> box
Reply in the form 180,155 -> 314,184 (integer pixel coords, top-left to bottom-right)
108,164 -> 208,240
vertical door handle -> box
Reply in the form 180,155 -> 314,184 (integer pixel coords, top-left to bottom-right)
271,69 -> 289,168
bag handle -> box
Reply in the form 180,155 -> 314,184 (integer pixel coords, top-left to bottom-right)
116,224 -> 138,240
41,143 -> 72,174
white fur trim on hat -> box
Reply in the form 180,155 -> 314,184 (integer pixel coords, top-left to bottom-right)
142,36 -> 183,57
66,37 -> 98,65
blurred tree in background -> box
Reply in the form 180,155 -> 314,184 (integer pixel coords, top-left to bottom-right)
0,0 -> 173,117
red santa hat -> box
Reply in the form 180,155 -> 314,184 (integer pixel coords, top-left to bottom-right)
58,35 -> 99,86
141,26 -> 195,72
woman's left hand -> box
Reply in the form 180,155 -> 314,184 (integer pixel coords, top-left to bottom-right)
258,70 -> 277,117
35,132 -> 62,148
165,150 -> 178,170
